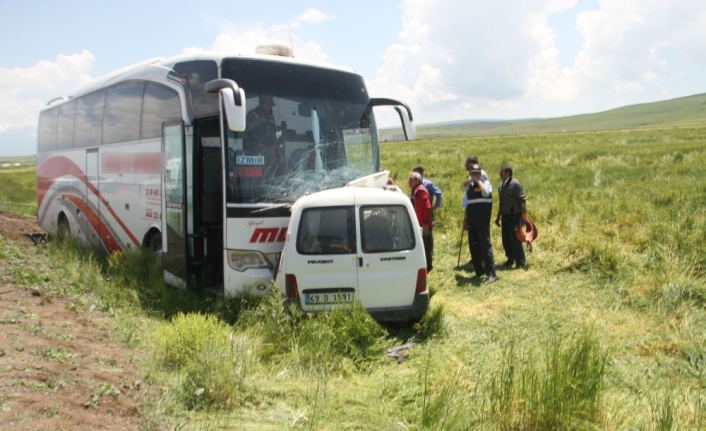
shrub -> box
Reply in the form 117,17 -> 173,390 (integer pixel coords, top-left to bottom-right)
153,312 -> 232,371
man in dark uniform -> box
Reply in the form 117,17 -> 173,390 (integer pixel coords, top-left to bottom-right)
464,163 -> 498,284
495,164 -> 528,268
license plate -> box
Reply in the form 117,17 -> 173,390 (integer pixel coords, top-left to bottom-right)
305,292 -> 354,305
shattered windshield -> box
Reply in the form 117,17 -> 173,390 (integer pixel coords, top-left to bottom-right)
222,58 -> 378,204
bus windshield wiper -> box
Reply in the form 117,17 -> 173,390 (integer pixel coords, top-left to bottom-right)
250,204 -> 292,215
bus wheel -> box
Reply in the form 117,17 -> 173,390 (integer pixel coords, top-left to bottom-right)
149,231 -> 163,263
57,214 -> 70,240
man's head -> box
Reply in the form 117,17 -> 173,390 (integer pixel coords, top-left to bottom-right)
258,95 -> 275,111
465,156 -> 479,172
500,164 -> 512,180
412,166 -> 425,178
408,172 -> 422,189
470,163 -> 482,180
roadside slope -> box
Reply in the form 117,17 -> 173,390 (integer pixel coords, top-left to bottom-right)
0,215 -> 153,431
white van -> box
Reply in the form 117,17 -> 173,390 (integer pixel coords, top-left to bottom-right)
274,186 -> 429,322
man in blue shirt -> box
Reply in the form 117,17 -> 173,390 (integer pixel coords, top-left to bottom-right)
412,166 -> 443,272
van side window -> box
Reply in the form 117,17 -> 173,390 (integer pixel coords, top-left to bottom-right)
296,206 -> 355,255
360,205 -> 415,253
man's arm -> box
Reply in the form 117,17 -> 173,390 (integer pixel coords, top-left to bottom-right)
430,181 -> 443,210
417,189 -> 432,236
478,179 -> 492,197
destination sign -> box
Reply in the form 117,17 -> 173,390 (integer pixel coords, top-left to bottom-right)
236,155 -> 265,165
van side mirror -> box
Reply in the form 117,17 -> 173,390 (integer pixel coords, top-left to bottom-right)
360,98 -> 416,141
205,79 -> 247,132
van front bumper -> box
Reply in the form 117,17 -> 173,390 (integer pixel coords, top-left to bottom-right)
367,290 -> 430,322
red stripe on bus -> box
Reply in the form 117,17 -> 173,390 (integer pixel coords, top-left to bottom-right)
37,156 -> 143,249
63,194 -> 123,254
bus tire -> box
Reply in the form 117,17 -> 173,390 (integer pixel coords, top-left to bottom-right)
146,230 -> 163,264
57,213 -> 70,240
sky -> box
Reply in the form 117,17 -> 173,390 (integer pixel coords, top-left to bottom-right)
1,0 -> 706,156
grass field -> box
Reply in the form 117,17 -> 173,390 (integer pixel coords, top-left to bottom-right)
0,166 -> 36,216
1,126 -> 705,429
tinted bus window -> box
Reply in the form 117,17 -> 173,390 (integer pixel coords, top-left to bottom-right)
37,107 -> 59,153
103,82 -> 145,144
173,61 -> 218,117
141,83 -> 182,139
74,90 -> 106,148
56,100 -> 77,150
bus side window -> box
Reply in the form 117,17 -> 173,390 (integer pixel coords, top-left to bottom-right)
74,90 -> 106,148
103,82 -> 145,144
141,83 -> 181,139
38,107 -> 60,152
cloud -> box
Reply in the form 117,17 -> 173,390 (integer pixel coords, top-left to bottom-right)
190,8 -> 335,64
296,8 -> 336,24
370,0 -> 706,123
0,50 -> 94,132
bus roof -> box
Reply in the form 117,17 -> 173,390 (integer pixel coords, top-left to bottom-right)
58,51 -> 362,104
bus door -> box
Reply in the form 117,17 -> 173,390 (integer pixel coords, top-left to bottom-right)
162,122 -> 188,287
85,149 -> 101,249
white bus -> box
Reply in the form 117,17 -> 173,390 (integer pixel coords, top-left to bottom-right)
36,43 -> 416,296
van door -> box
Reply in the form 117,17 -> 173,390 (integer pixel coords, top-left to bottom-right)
356,205 -> 420,308
288,205 -> 358,310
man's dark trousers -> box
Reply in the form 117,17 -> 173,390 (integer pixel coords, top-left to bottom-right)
468,222 -> 494,277
501,214 -> 526,265
423,228 -> 433,272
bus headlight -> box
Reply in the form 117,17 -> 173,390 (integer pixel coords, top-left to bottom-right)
227,250 -> 273,272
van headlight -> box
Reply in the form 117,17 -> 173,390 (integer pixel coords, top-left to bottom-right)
227,250 -> 273,272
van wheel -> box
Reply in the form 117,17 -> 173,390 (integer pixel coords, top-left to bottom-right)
57,214 -> 70,240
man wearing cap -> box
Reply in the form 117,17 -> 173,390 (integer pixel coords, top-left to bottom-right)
245,95 -> 287,175
495,164 -> 528,269
464,163 -> 498,284
408,172 -> 433,272
411,166 -> 442,273
462,155 -> 490,264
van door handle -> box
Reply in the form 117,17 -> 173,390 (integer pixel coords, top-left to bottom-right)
358,257 -> 363,267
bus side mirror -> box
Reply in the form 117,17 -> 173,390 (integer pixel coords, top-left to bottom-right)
205,79 -> 247,132
360,98 -> 416,141
394,106 -> 416,141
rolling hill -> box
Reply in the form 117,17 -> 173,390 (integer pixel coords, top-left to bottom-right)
383,92 -> 706,140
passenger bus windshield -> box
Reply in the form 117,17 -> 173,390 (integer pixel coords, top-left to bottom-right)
221,59 -> 378,203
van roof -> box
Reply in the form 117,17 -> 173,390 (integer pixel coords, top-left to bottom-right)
294,187 -> 411,210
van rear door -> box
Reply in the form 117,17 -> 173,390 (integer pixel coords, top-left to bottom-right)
289,205 -> 358,311
357,205 -> 421,308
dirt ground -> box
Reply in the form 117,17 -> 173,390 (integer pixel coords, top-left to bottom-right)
0,210 -> 151,430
